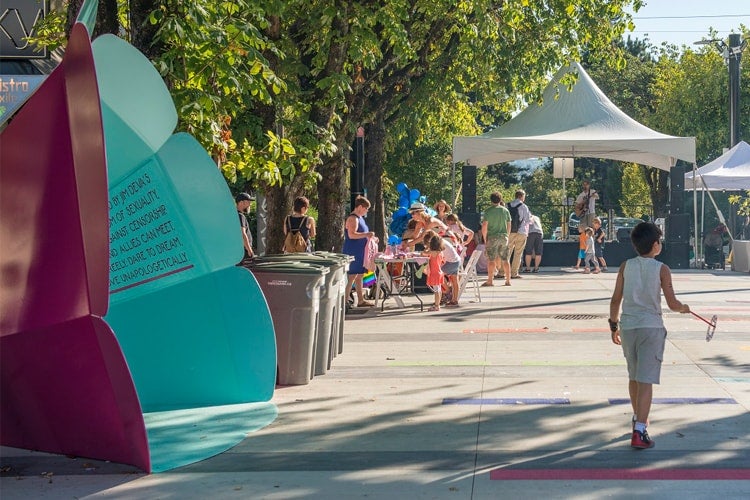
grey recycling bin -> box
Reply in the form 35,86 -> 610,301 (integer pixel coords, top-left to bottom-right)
314,252 -> 353,357
252,254 -> 343,376
249,262 -> 328,385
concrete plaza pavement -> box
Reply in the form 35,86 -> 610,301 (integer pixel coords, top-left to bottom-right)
2,268 -> 749,499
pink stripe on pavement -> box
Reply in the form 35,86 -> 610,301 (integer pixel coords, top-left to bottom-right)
490,468 -> 750,480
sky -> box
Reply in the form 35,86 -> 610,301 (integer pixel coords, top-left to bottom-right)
624,0 -> 749,49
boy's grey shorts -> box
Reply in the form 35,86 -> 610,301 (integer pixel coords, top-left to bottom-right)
620,327 -> 667,384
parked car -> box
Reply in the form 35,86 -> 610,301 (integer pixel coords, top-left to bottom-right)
611,217 -> 645,242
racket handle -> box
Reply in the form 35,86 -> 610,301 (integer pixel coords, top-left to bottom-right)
690,311 -> 713,326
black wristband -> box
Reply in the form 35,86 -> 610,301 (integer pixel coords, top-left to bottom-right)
608,319 -> 619,332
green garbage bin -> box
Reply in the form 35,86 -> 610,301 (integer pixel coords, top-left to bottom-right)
249,262 -> 329,385
314,252 -> 353,357
252,254 -> 343,376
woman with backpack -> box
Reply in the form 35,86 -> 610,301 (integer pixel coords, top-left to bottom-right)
283,196 -> 316,253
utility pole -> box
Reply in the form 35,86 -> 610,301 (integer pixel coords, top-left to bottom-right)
727,33 -> 745,148
695,34 -> 748,148
694,34 -> 748,239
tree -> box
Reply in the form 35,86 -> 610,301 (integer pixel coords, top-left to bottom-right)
299,0 -> 638,251
66,0 -> 119,38
620,163 -> 652,218
44,1 -> 639,254
648,31 -> 750,223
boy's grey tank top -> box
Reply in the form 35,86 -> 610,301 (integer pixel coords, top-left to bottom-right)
621,256 -> 665,330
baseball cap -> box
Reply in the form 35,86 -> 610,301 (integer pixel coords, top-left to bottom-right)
235,192 -> 254,202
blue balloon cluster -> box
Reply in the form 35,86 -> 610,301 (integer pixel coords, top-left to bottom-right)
388,183 -> 434,241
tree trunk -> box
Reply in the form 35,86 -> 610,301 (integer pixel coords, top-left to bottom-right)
317,147 -> 350,253
306,5 -> 350,253
262,185 -> 292,255
364,118 -> 386,249
130,0 -> 163,60
66,0 -> 119,37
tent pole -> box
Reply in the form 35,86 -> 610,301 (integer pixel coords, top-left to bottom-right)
692,163 -> 699,268
701,188 -> 705,246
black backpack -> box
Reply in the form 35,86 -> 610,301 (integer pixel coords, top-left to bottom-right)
507,202 -> 521,233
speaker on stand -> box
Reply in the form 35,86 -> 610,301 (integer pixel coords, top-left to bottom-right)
663,164 -> 690,268
461,165 -> 480,231
666,213 -> 691,243
669,164 -> 685,215
659,242 -> 691,269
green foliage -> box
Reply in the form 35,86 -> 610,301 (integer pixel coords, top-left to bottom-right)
383,138 -> 454,212
221,130 -> 316,187
35,0 -> 638,231
24,4 -> 68,53
620,164 -> 652,217
146,0 -> 312,189
649,50 -> 728,164
520,165 -> 567,232
729,193 -> 750,216
375,0 -> 635,226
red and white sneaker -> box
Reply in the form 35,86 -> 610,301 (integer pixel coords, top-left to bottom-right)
632,415 -> 650,430
631,429 -> 655,449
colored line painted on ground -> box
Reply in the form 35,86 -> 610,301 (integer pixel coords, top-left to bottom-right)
522,361 -> 624,366
462,328 -> 549,334
571,328 -> 610,333
529,280 -> 587,284
387,361 -> 490,367
490,468 -> 750,480
609,397 -> 737,405
695,307 -> 750,311
715,377 -> 750,383
442,398 -> 570,405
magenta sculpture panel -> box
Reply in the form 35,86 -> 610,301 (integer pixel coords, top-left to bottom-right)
0,22 -> 150,471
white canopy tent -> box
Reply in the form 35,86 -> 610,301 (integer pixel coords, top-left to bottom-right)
684,141 -> 750,258
452,61 -> 697,263
684,141 -> 750,191
452,62 -> 696,169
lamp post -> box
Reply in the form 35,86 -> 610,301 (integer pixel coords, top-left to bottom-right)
694,34 -> 748,245
694,34 -> 748,148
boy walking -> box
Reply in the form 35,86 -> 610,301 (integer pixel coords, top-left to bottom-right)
609,222 -> 690,449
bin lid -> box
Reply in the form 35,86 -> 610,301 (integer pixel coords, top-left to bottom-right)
314,251 -> 355,263
255,254 -> 341,267
248,261 -> 330,275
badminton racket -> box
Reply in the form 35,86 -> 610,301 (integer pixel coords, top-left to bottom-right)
690,311 -> 718,342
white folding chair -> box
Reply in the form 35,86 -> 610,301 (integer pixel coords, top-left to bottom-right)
456,245 -> 467,274
456,249 -> 482,303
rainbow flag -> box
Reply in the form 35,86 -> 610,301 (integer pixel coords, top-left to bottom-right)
362,270 -> 376,287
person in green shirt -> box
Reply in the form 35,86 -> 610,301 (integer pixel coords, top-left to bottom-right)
481,192 -> 512,286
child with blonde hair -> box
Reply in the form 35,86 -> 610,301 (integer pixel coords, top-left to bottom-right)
445,213 -> 474,247
583,227 -> 600,274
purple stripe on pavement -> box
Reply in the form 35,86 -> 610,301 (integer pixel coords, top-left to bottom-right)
442,398 -> 570,405
608,397 -> 737,405
490,468 -> 750,480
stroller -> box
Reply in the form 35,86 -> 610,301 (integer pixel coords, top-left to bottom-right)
702,224 -> 728,270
